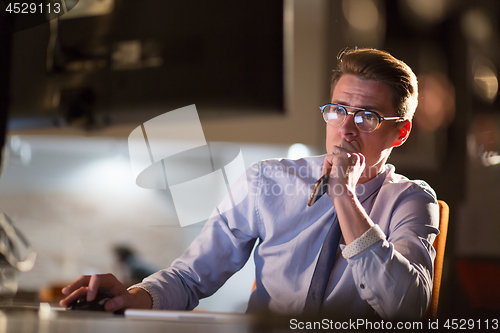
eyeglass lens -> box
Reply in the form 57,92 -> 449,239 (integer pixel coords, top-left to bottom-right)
323,105 -> 379,132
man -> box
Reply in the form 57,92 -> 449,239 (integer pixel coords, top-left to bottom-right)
60,48 -> 439,320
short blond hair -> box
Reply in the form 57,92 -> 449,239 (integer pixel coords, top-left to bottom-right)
331,48 -> 418,120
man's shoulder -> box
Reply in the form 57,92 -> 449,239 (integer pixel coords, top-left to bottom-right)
383,164 -> 437,201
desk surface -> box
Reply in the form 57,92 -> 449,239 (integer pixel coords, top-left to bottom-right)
0,304 -> 253,333
2,303 -> 434,332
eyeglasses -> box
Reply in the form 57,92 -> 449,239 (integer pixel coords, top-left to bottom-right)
320,103 -> 405,133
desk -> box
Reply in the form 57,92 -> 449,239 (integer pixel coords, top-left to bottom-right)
0,303 -> 439,332
0,304 -> 253,333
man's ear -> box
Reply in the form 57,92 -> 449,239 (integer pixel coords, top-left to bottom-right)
391,120 -> 411,148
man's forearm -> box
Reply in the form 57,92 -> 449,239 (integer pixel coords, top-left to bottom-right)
333,185 -> 374,245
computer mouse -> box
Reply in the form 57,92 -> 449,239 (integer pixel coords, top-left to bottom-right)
66,288 -> 114,311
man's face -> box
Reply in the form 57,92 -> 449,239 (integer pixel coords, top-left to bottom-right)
326,74 -> 408,181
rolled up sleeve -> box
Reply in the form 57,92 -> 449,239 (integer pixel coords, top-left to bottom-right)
345,186 -> 440,320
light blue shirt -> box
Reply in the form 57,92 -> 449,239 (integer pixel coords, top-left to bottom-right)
133,155 -> 440,320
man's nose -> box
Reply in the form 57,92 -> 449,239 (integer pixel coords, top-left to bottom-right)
339,114 -> 358,135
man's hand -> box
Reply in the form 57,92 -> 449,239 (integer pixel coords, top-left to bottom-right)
322,139 -> 366,196
59,273 -> 152,312
322,139 -> 373,245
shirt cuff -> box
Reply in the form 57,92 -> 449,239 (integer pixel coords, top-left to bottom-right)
341,225 -> 386,259
127,283 -> 160,310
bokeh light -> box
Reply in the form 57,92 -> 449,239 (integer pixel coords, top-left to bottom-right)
461,9 -> 494,45
414,73 -> 456,132
472,56 -> 498,104
342,0 -> 380,32
406,0 -> 448,23
341,0 -> 385,47
287,143 -> 311,160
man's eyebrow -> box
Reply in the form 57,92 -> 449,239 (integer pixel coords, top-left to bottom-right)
331,100 -> 381,112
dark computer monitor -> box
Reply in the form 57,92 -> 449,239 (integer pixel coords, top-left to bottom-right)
8,0 -> 285,130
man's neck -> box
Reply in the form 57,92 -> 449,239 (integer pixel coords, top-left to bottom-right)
358,164 -> 386,184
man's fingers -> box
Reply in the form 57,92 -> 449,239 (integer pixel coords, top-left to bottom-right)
104,295 -> 127,312
59,286 -> 88,307
340,139 -> 359,152
351,141 -> 360,152
324,151 -> 351,165
352,153 -> 365,167
87,274 -> 103,301
350,153 -> 360,165
332,145 -> 353,155
331,139 -> 360,155
348,153 -> 366,180
331,145 -> 341,155
61,275 -> 91,295
61,273 -> 124,303
322,154 -> 333,175
88,273 -> 126,301
59,273 -> 128,312
358,153 -> 365,166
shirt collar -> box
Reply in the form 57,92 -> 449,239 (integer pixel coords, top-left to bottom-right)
355,165 -> 389,204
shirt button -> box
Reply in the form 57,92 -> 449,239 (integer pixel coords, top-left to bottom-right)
360,284 -> 365,289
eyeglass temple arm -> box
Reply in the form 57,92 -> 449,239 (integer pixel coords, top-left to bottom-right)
382,116 -> 405,121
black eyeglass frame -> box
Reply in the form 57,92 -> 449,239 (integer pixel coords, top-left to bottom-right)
319,103 -> 405,133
